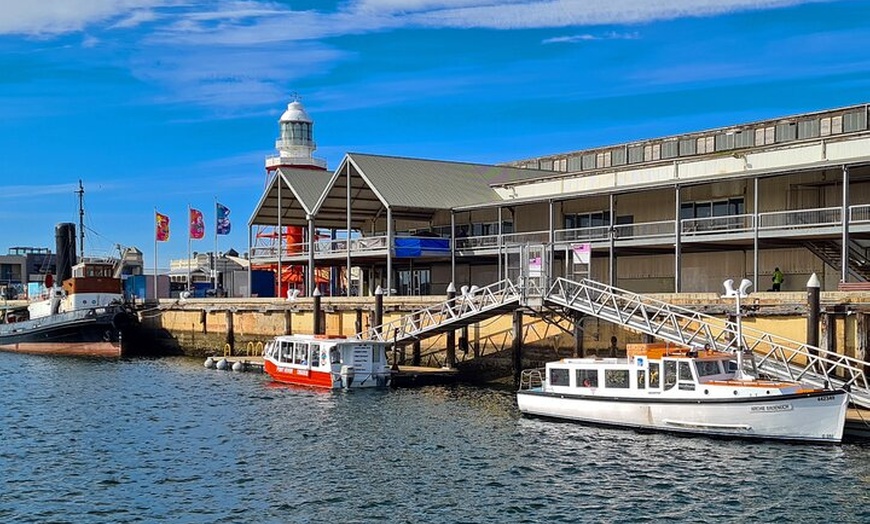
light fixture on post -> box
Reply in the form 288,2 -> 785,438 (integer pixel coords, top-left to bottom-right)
722,277 -> 753,381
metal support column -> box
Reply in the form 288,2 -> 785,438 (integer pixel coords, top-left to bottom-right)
753,177 -> 760,292
674,185 -> 681,293
497,206 -> 503,281
307,217 -> 315,296
548,199 -> 555,287
450,211 -> 456,286
445,284 -> 456,369
386,207 -> 393,296
842,165 -> 850,283
246,223 -> 252,298
609,193 -> 616,286
277,175 -> 282,298
346,163 -> 353,296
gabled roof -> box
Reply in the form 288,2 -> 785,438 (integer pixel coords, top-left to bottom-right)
248,167 -> 333,227
344,153 -> 556,209
310,153 -> 558,226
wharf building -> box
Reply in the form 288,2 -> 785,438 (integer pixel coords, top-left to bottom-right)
248,101 -> 870,297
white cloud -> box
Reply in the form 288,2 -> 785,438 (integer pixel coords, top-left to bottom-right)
0,183 -> 78,199
0,0 -> 169,35
543,31 -> 640,44
389,0 -> 827,29
0,0 -> 830,37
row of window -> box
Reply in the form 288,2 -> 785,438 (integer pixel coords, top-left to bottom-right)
549,359 -> 726,390
521,108 -> 869,173
279,121 -> 314,144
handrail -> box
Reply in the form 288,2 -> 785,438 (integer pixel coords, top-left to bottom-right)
356,279 -> 522,343
546,277 -> 870,408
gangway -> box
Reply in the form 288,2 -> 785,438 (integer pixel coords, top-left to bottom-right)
546,277 -> 870,409
357,279 -> 522,344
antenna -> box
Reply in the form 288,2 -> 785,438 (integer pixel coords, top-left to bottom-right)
77,180 -> 85,261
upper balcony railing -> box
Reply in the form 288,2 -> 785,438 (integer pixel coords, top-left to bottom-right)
249,203 -> 870,263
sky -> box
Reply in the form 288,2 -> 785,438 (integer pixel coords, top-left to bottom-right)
1,0 -> 869,270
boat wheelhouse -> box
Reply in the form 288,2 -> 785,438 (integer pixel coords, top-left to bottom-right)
517,343 -> 848,443
263,335 -> 392,389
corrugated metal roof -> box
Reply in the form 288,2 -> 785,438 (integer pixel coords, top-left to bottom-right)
345,153 -> 558,209
278,167 -> 332,214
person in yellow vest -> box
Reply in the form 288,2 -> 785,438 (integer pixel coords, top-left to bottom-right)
772,267 -> 784,291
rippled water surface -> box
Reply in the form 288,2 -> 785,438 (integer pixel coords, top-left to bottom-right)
1,352 -> 869,523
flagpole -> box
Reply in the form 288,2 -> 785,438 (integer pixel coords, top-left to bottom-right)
154,208 -> 158,300
214,197 -> 218,292
187,204 -> 191,295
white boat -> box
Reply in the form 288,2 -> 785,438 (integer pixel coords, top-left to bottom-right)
263,335 -> 392,389
517,343 -> 849,443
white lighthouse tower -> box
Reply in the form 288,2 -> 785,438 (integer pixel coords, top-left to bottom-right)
257,96 -> 329,298
265,97 -> 327,171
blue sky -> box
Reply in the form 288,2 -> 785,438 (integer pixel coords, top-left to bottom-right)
1,0 -> 869,270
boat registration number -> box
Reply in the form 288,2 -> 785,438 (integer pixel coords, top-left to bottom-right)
750,403 -> 793,412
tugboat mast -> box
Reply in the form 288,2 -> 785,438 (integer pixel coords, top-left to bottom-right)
76,180 -> 84,261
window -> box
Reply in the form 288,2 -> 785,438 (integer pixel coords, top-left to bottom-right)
679,138 -> 696,156
649,362 -> 660,388
576,369 -> 598,388
681,198 -> 745,219
550,368 -> 570,386
664,360 -> 677,390
628,145 -> 644,163
661,140 -> 678,159
798,119 -> 820,139
611,148 -> 627,166
678,361 -> 693,382
843,110 -> 867,132
564,211 -> 610,230
775,122 -> 797,143
695,360 -> 722,377
294,342 -> 308,364
280,341 -> 292,363
605,369 -> 630,389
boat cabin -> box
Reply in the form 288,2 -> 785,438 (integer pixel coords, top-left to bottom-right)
263,335 -> 392,389
538,343 -> 798,399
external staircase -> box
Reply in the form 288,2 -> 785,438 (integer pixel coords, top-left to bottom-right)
805,239 -> 870,282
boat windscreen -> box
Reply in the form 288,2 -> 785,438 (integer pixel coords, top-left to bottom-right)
695,360 -> 722,377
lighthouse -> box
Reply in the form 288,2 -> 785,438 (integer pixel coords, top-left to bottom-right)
265,97 -> 327,171
257,96 -> 330,298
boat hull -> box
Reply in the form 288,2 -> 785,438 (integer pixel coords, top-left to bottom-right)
0,306 -> 136,358
264,359 -> 336,388
516,389 -> 849,443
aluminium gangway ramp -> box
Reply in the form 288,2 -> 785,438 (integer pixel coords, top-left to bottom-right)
546,277 -> 870,409
356,279 -> 523,344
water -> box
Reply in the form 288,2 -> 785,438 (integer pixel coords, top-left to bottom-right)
1,353 -> 868,524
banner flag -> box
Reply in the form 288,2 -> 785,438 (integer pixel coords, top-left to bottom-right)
189,208 -> 205,240
156,212 -> 170,242
216,202 -> 231,235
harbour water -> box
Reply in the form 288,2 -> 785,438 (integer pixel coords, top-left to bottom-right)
1,352 -> 868,523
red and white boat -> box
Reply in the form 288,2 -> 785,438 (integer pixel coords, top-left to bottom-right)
263,335 -> 392,389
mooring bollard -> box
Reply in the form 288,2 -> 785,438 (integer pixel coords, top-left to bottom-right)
313,288 -> 322,335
